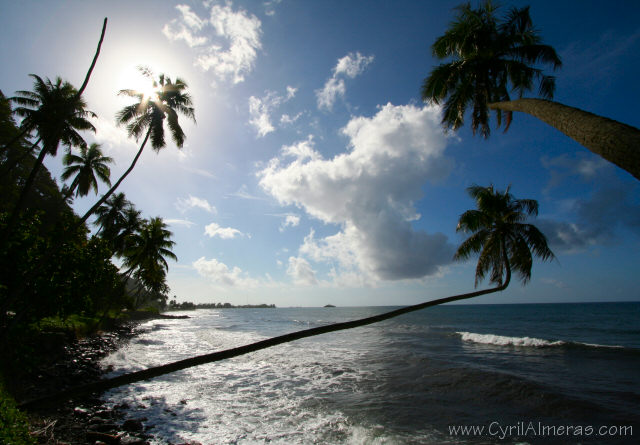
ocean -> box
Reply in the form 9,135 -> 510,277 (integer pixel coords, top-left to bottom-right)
100,302 -> 640,444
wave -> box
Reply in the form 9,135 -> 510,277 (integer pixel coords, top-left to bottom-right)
456,331 -> 630,351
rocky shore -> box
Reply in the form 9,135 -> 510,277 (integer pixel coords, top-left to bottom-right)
18,313 -> 190,445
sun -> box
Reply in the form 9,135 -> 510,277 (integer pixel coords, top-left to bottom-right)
117,65 -> 158,100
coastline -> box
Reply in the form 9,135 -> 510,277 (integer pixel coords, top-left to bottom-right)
19,312 -> 189,445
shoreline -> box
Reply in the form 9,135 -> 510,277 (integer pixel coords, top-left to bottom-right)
20,312 -> 189,445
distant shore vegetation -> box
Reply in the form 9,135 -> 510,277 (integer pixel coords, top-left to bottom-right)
167,300 -> 276,310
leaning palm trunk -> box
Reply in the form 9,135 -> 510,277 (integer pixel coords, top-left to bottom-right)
19,272 -> 511,409
488,98 -> 640,181
76,129 -> 151,228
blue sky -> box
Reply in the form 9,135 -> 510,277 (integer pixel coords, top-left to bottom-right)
1,0 -> 639,306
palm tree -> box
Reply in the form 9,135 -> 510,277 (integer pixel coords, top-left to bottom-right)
19,186 -> 558,407
61,143 -> 113,199
122,217 -> 177,308
77,68 -> 196,228
94,192 -> 130,242
111,204 -> 143,258
454,184 -> 555,289
122,217 -> 177,279
422,1 -> 640,181
4,75 -> 96,236
0,18 -> 107,155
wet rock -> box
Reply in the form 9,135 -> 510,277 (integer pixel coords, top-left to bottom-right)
74,406 -> 89,417
86,431 -> 120,445
88,422 -> 119,432
120,435 -> 149,445
122,418 -> 144,433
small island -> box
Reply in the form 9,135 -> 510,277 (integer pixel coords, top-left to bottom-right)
324,304 -> 336,308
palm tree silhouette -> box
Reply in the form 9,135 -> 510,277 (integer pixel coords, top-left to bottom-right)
422,1 -> 640,180
4,75 -> 96,235
454,184 -> 555,288
20,185 -> 556,407
77,67 -> 195,227
122,217 -> 176,307
61,143 -> 112,199
94,192 -> 130,241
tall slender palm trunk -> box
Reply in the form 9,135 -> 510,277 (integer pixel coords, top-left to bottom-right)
488,98 -> 640,181
19,276 -> 511,409
76,129 -> 151,228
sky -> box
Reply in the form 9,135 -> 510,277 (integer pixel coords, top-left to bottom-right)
1,0 -> 639,307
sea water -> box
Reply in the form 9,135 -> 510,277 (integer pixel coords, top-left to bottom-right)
100,302 -> 640,444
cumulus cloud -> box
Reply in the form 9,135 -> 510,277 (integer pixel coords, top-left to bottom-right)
287,256 -> 318,285
193,257 -> 258,287
259,103 -> 455,283
316,52 -> 374,111
204,222 -> 244,239
248,86 -> 297,137
163,3 -> 262,84
175,195 -> 216,214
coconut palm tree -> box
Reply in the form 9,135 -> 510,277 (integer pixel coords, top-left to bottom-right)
111,204 -> 143,259
422,1 -> 640,181
61,143 -> 113,199
77,68 -> 196,227
94,192 -> 130,242
3,75 -> 96,238
454,184 -> 555,289
122,217 -> 177,279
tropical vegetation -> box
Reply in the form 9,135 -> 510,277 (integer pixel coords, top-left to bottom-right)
422,0 -> 640,180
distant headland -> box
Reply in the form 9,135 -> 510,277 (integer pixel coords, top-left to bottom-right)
168,301 -> 276,310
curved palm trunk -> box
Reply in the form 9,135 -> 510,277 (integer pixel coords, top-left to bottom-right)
76,18 -> 107,97
76,129 -> 151,228
18,280 -> 510,409
488,98 -> 640,181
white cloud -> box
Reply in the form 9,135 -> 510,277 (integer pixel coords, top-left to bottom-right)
280,112 -> 303,126
175,195 -> 216,214
316,52 -> 374,111
162,5 -> 208,47
287,256 -> 318,285
248,86 -> 298,137
204,222 -> 244,239
193,257 -> 258,287
180,165 -> 216,179
334,52 -> 375,78
163,3 -> 262,84
281,136 -> 319,162
316,77 -> 345,111
279,214 -> 300,232
165,218 -> 196,228
259,103 -> 455,283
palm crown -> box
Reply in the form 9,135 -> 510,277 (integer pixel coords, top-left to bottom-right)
62,143 -> 112,198
10,74 -> 96,154
422,1 -> 561,137
116,67 -> 195,150
454,184 -> 555,288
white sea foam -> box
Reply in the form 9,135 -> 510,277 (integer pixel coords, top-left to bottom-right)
457,332 -> 565,347
100,310 -> 440,444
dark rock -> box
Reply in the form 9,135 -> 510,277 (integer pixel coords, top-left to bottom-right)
122,418 -> 144,433
86,431 -> 120,445
88,422 -> 119,432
